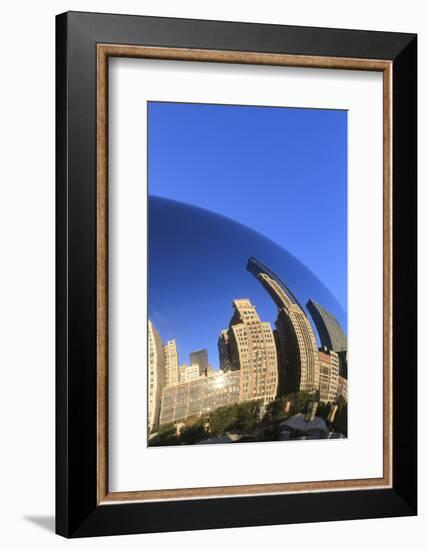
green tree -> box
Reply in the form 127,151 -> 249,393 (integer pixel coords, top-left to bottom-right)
265,396 -> 287,422
233,401 -> 260,433
180,419 -> 207,444
284,391 -> 312,415
154,422 -> 179,446
157,422 -> 175,437
209,401 -> 261,436
209,404 -> 238,436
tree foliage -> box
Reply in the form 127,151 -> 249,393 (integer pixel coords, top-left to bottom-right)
209,406 -> 236,436
180,419 -> 207,444
284,391 -> 312,415
264,396 -> 287,422
157,422 -> 176,439
152,422 -> 179,446
209,401 -> 261,436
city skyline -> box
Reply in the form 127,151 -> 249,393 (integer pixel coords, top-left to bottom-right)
149,196 -> 346,370
147,101 -> 348,443
148,102 -> 347,370
148,257 -> 348,431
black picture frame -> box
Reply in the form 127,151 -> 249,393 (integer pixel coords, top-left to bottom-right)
56,11 -> 417,538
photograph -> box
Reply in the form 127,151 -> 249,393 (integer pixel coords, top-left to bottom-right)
0,1 -> 420,545
147,101 -> 348,447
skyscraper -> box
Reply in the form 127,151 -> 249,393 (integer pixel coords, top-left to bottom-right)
318,347 -> 340,403
306,299 -> 347,352
189,349 -> 209,376
219,299 -> 278,404
218,330 -> 232,372
148,321 -> 165,431
337,375 -> 348,401
179,363 -> 203,384
247,257 -> 320,396
164,340 -> 179,387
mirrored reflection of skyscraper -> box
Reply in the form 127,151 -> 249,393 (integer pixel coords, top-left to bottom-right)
307,299 -> 348,402
179,363 -> 202,384
218,330 -> 232,372
247,257 -> 320,396
189,349 -> 209,376
318,347 -> 340,403
306,299 -> 347,352
219,299 -> 278,404
164,340 -> 179,387
148,321 -> 165,431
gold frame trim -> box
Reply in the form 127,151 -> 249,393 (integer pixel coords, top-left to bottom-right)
96,44 -> 393,504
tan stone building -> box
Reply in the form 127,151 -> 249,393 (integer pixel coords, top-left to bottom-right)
163,339 -> 179,387
247,258 -> 320,396
159,370 -> 240,425
219,299 -> 278,404
148,321 -> 165,431
338,375 -> 348,401
178,363 -> 201,384
318,347 -> 340,403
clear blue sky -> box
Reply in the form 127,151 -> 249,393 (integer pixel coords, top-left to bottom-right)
148,102 -> 347,368
148,101 -> 348,310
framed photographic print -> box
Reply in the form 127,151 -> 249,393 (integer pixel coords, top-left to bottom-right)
56,11 -> 417,537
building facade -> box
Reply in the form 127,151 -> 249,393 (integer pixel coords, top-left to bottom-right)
148,321 -> 165,431
247,258 -> 320,396
163,339 -> 179,387
151,259 -> 348,430
179,363 -> 202,384
318,347 -> 340,403
219,299 -> 278,404
306,299 -> 347,352
338,375 -> 348,401
159,370 -> 241,425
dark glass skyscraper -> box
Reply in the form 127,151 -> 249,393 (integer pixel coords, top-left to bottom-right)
189,349 -> 209,375
306,299 -> 347,352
